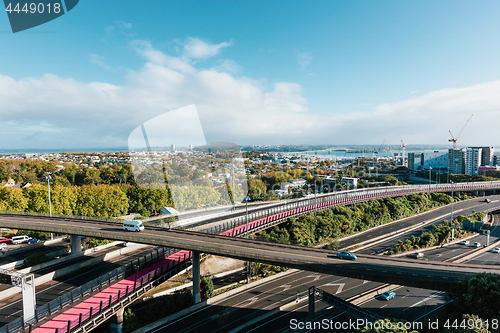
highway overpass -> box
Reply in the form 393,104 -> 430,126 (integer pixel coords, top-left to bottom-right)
0,214 -> 499,292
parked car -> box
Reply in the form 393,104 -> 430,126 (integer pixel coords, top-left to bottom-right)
122,242 -> 135,247
461,240 -> 470,245
336,251 -> 357,260
0,243 -> 7,250
412,252 -> 424,259
380,291 -> 396,300
473,242 -> 481,248
492,248 -> 499,253
0,237 -> 12,244
27,238 -> 40,244
485,198 -> 491,203
11,235 -> 30,244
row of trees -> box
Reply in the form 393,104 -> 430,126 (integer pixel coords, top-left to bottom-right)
0,183 -> 235,218
387,219 -> 468,255
252,192 -> 466,247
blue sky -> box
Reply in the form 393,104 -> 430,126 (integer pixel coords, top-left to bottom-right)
1,1 -> 500,149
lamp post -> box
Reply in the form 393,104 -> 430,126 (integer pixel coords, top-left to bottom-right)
429,167 -> 432,191
46,175 -> 53,241
451,182 -> 455,240
406,289 -> 427,324
243,196 -> 251,283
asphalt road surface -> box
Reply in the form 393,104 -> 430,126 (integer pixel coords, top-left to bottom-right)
340,196 -> 500,251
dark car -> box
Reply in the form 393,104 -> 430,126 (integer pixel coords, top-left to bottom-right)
336,251 -> 357,260
27,238 -> 40,244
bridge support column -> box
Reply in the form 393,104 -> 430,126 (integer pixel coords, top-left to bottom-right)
308,286 -> 315,321
109,308 -> 124,333
193,251 -> 201,305
480,191 -> 485,197
70,235 -> 82,255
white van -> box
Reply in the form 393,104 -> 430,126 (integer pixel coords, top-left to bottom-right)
123,220 -> 145,232
11,235 -> 30,244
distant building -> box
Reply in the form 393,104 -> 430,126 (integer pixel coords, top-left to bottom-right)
280,178 -> 306,191
171,144 -> 176,152
479,166 -> 500,175
189,144 -> 193,151
288,178 -> 306,188
465,148 -> 482,176
3,178 -> 15,187
448,148 -> 466,174
341,177 -> 359,189
421,151 -> 448,171
407,153 -> 418,171
468,147 -> 494,166
494,154 -> 500,166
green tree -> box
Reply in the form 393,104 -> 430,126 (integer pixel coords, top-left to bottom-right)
26,252 -> 49,266
122,308 -> 137,333
0,187 -> 28,211
200,277 -> 214,300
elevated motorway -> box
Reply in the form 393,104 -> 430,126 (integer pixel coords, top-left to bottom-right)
0,215 -> 499,292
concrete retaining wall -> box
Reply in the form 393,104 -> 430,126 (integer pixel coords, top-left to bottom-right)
0,243 -> 149,300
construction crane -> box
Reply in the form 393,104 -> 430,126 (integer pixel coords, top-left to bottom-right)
400,133 -> 414,167
449,114 -> 474,148
373,139 -> 386,177
374,139 -> 386,155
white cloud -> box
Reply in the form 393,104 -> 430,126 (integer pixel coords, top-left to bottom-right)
89,54 -> 114,71
296,52 -> 312,69
2,40 -> 500,148
211,59 -> 241,74
182,37 -> 232,59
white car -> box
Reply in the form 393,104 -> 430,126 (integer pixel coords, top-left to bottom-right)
461,240 -> 470,245
492,248 -> 500,253
0,243 -> 7,250
473,242 -> 481,248
11,235 -> 30,244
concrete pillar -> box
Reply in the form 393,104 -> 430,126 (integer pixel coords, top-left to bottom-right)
109,308 -> 124,333
70,235 -> 82,255
480,191 -> 485,197
308,286 -> 315,321
193,251 -> 201,305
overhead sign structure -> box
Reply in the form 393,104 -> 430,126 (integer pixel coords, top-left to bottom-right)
0,268 -> 36,324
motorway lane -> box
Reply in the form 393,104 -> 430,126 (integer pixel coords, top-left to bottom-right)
1,215 -> 499,291
146,271 -> 379,333
402,215 -> 500,264
0,241 -> 69,267
0,244 -> 134,295
340,196 -> 500,250
0,245 -> 159,325
467,251 -> 500,265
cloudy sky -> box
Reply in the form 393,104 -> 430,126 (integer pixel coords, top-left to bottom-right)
1,1 -> 500,149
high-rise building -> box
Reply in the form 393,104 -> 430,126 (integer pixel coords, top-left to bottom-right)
171,144 -> 176,152
465,148 -> 482,175
468,147 -> 494,166
448,148 -> 466,174
493,154 -> 500,166
422,151 -> 448,171
189,144 -> 193,151
408,152 -> 416,170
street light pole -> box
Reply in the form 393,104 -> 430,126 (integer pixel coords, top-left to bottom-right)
245,196 -> 250,283
406,289 -> 427,324
46,175 -> 53,241
429,167 -> 432,191
451,182 -> 455,240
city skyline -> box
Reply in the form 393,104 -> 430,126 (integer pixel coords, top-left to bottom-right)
2,2 -> 500,148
